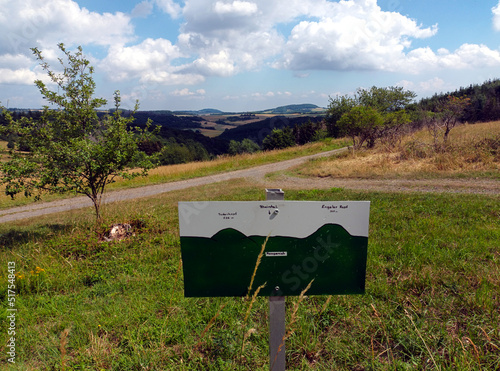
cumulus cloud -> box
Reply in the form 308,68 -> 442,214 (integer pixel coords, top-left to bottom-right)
398,44 -> 500,73
178,0 -> 292,76
100,38 -> 203,85
214,1 -> 258,16
188,50 -> 236,76
131,1 -> 154,18
493,1 -> 500,31
0,68 -> 39,84
108,0 -> 500,85
154,0 -> 182,18
1,0 -> 134,55
0,53 -> 47,84
171,88 -> 206,97
277,0 -> 438,71
3,0 -> 500,95
397,77 -> 449,94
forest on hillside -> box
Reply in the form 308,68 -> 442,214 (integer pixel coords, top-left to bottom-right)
2,79 -> 499,165
419,79 -> 500,123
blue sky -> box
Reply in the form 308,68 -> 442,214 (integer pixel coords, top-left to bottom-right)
1,0 -> 500,111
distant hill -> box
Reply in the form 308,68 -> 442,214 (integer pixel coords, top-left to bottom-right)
257,104 -> 325,114
173,108 -> 225,115
172,104 -> 325,115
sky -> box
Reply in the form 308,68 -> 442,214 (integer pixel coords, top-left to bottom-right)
1,0 -> 500,112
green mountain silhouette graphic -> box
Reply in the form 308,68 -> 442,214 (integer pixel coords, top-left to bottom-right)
181,224 -> 368,297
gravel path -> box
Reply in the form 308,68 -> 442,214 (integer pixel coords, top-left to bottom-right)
0,148 -> 347,223
1,147 -> 498,223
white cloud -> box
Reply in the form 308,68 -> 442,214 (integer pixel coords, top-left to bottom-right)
154,0 -> 182,18
131,1 -> 154,18
178,0 -> 450,78
100,38 -> 204,85
418,77 -> 447,92
171,88 -> 206,97
399,44 -> 500,73
188,50 -> 236,76
178,0 -> 294,76
3,0 -> 500,99
493,1 -> 500,31
397,77 -> 448,93
178,30 -> 283,76
0,68 -> 38,84
214,1 -> 258,16
0,53 -> 47,84
0,53 -> 32,70
274,0 -> 500,74
277,0 -> 438,71
1,0 -> 134,55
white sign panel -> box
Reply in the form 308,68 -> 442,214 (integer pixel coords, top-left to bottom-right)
179,201 -> 370,238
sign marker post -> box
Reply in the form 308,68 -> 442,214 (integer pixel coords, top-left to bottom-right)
178,189 -> 370,370
266,189 -> 286,371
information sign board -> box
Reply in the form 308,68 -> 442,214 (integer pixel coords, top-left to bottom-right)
178,201 -> 370,297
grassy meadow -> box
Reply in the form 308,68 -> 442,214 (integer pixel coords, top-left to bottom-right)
0,138 -> 349,210
293,121 -> 500,180
0,122 -> 499,370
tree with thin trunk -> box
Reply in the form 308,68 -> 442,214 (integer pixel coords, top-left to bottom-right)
424,95 -> 471,151
0,44 -> 158,221
438,95 -> 471,144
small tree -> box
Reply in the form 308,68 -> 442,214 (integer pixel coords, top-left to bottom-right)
423,95 -> 471,151
262,127 -> 295,150
437,95 -> 471,144
326,86 -> 416,147
240,138 -> 260,153
325,94 -> 357,137
337,106 -> 384,150
380,109 -> 412,149
293,120 -> 319,145
0,44 -> 157,220
356,86 -> 416,113
228,139 -> 260,155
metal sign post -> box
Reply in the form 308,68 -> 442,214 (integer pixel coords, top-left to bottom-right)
266,189 -> 286,371
178,190 -> 370,370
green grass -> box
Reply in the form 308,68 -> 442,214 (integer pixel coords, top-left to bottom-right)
0,179 -> 499,370
0,138 -> 349,210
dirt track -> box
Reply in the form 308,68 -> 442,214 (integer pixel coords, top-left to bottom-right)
1,147 -> 498,223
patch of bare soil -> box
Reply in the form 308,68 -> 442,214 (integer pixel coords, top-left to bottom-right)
257,174 -> 500,195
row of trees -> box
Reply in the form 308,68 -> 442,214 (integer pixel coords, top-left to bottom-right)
261,120 -> 326,150
325,86 -> 472,151
325,86 -> 416,149
420,79 -> 500,123
227,120 -> 327,153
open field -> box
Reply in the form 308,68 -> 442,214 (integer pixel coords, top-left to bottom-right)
0,121 -> 499,369
293,121 -> 500,180
198,114 -> 314,137
0,179 -> 499,370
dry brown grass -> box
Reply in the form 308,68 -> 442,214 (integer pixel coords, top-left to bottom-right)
85,331 -> 120,369
297,121 -> 500,179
